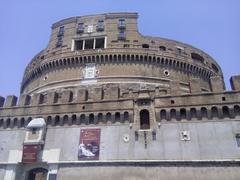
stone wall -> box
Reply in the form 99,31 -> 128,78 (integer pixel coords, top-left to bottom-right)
57,165 -> 240,180
1,120 -> 240,163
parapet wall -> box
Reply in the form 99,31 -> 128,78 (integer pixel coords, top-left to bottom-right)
0,82 -> 240,130
5,76 -> 240,110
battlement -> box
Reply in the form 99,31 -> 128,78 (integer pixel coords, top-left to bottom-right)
0,84 -> 239,130
1,76 -> 240,109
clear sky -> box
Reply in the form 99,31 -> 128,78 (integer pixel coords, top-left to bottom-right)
0,0 -> 239,97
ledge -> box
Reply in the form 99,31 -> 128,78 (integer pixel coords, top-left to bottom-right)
47,159 -> 240,167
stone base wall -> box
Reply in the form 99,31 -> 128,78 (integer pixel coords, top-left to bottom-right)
57,164 -> 240,180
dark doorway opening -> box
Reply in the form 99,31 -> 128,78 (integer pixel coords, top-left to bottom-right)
27,168 -> 48,180
140,109 -> 150,129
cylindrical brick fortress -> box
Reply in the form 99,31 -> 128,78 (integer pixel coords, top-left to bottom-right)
21,13 -> 223,95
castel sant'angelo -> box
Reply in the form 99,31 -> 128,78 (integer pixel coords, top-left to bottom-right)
0,12 -> 240,180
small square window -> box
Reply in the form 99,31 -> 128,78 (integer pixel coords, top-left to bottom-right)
96,20 -> 104,31
77,23 -> 84,33
118,19 -> 126,29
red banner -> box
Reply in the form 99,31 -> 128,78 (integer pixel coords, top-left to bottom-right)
22,145 -> 39,164
78,128 -> 101,160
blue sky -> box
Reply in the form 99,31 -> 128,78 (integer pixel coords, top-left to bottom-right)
0,0 -> 239,97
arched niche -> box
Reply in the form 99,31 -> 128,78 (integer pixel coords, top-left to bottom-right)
27,168 -> 48,180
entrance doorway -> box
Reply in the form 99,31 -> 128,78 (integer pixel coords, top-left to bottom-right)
140,109 -> 150,129
27,168 -> 48,180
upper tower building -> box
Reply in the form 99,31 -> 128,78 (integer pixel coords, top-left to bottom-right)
21,12 -> 224,95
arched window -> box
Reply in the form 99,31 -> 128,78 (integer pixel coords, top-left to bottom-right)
123,112 -> 129,122
55,115 -> 60,126
201,107 -> 208,119
234,105 -> 240,116
140,109 -> 150,129
180,108 -> 187,120
115,112 -> 120,122
211,107 -> 218,119
80,114 -> 86,124
89,114 -> 95,124
13,118 -> 18,128
20,118 -> 25,128
106,112 -> 112,122
6,118 -> 11,128
47,116 -> 52,126
160,110 -> 167,120
63,115 -> 69,125
72,114 -> 77,125
97,113 -> 103,122
170,109 -> 177,120
222,106 -> 230,118
190,108 -> 197,119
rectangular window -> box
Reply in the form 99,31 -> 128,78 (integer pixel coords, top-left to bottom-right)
236,134 -> 240,147
58,26 -> 64,36
84,39 -> 94,49
118,31 -> 126,40
95,38 -> 105,49
56,36 -> 63,48
118,19 -> 126,29
77,23 -> 84,33
75,40 -> 83,50
96,20 -> 104,31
